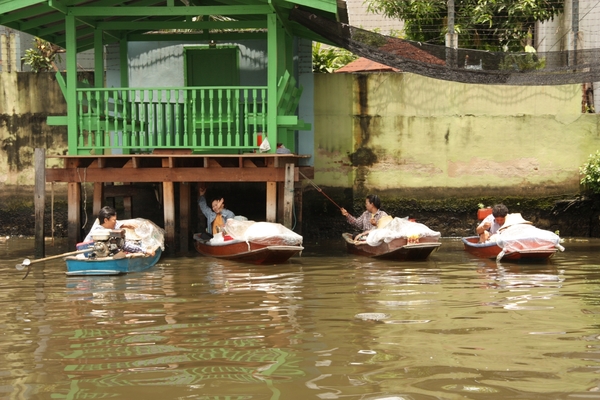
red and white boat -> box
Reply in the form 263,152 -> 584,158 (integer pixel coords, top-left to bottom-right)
462,210 -> 564,261
342,216 -> 441,261
194,219 -> 303,265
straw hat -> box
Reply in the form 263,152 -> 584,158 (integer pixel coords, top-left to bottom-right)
377,215 -> 394,229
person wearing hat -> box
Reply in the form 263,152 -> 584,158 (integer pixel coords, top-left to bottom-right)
341,194 -> 389,237
83,206 -> 155,255
476,203 -> 508,243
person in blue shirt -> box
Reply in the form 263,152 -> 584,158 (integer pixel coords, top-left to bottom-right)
198,187 -> 236,238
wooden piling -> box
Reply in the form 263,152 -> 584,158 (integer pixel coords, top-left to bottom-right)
34,148 -> 45,258
179,182 -> 190,253
283,163 -> 294,228
266,182 -> 276,222
67,182 -> 81,249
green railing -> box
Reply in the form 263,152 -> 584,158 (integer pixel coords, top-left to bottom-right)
75,86 -> 268,154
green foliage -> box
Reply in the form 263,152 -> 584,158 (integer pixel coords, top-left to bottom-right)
499,50 -> 546,71
364,0 -> 563,51
580,151 -> 600,194
312,42 -> 359,73
21,37 -> 63,73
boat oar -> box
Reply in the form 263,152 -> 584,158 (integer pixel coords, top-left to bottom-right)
298,170 -> 343,210
16,248 -> 94,279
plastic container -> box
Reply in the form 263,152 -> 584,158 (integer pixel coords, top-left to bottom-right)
477,207 -> 493,220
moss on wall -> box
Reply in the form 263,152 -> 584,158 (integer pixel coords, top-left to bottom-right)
301,187 -> 597,240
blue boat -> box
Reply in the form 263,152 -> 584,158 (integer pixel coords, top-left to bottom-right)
64,247 -> 162,276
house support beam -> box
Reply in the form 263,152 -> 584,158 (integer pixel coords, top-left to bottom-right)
266,182 -> 276,222
179,182 -> 191,254
67,183 -> 81,249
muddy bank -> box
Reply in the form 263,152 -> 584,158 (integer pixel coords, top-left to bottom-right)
0,184 -> 597,241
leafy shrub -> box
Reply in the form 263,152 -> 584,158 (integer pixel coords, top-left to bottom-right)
21,37 -> 63,73
312,42 -> 358,73
580,150 -> 600,194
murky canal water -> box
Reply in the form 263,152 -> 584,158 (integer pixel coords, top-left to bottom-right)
2,237 -> 600,399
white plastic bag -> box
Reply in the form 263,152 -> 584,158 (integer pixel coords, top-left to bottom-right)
259,137 -> 271,152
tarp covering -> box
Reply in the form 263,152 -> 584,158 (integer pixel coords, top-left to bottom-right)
495,223 -> 563,260
120,218 -> 165,251
366,217 -> 441,246
220,219 -> 303,246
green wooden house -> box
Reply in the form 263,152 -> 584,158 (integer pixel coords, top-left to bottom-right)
0,0 -> 347,156
1,0 -> 348,251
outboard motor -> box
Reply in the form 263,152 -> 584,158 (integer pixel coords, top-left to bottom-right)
89,229 -> 126,257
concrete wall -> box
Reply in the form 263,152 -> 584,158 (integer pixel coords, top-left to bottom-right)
314,72 -> 600,198
0,71 -> 67,185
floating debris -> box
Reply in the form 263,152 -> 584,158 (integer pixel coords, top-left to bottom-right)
355,313 -> 390,321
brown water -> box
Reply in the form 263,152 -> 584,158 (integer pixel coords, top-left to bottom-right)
1,237 -> 600,399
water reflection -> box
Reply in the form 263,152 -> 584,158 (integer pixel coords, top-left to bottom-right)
3,238 -> 600,399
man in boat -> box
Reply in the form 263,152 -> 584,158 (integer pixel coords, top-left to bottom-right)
476,203 -> 509,243
83,206 -> 155,256
340,194 -> 389,238
198,186 -> 236,239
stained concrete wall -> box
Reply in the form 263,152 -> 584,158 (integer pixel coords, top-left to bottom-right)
0,71 -> 67,185
314,72 -> 600,199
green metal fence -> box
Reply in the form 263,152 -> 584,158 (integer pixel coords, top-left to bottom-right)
75,86 -> 268,154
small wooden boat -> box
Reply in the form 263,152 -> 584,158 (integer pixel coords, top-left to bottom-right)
193,219 -> 304,264
343,232 -> 441,260
462,236 -> 558,261
463,212 -> 564,261
65,248 -> 162,275
194,235 -> 303,264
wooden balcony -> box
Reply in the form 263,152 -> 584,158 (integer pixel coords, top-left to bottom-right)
49,71 -> 309,156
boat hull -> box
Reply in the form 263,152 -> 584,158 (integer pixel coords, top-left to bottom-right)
342,233 -> 441,261
462,236 -> 557,261
64,248 -> 162,275
194,238 -> 303,264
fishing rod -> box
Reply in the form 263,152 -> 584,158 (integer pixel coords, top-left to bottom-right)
298,170 -> 343,210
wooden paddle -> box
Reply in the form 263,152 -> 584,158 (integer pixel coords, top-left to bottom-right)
16,247 -> 96,279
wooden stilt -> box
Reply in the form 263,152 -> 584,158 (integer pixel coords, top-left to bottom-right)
283,163 -> 294,229
277,182 -> 284,223
294,181 -> 303,234
93,182 -> 103,217
163,182 -> 175,254
123,195 -> 132,219
67,182 -> 81,249
34,148 -> 45,258
179,182 -> 190,253
266,182 -> 277,222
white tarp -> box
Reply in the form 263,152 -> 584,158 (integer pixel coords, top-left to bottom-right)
120,218 -> 165,251
366,217 -> 441,246
495,223 -> 563,259
214,219 -> 303,246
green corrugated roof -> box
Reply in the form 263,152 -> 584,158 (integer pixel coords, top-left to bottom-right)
0,0 -> 346,50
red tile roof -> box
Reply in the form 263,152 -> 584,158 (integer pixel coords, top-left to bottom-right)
335,57 -> 399,73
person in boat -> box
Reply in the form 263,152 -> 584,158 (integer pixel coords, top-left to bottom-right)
476,203 -> 509,243
83,206 -> 155,256
198,186 -> 236,239
340,194 -> 389,238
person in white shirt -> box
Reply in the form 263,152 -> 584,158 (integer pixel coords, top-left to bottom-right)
476,203 -> 508,243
